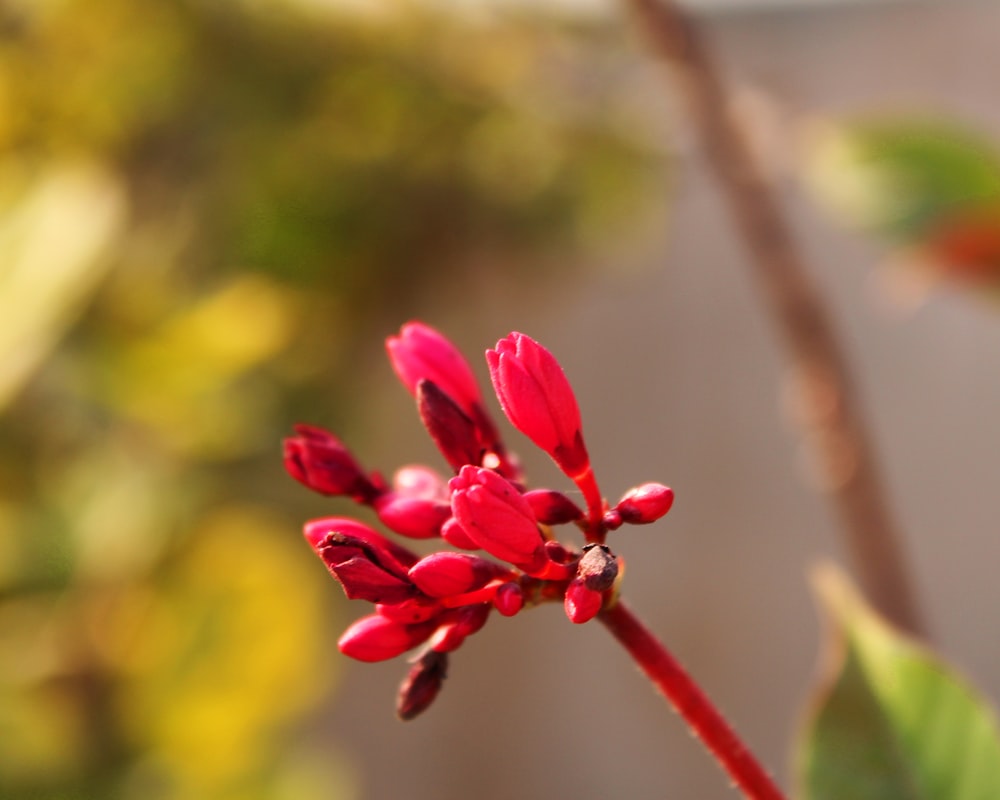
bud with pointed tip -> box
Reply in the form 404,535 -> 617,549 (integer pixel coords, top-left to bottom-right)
487,332 -> 590,478
387,322 -> 484,417
449,465 -> 544,568
564,580 -> 603,624
314,532 -> 416,605
304,518 -> 418,574
397,650 -> 449,721
284,424 -> 381,502
417,380 -> 484,472
375,492 -> 450,539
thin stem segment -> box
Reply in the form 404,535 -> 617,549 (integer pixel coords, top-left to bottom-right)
599,600 -> 786,800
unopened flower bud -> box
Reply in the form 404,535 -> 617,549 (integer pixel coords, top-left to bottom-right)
387,322 -> 484,418
338,614 -> 436,662
408,552 -> 511,598
417,380 -> 484,472
440,517 -> 480,550
614,483 -> 675,525
523,489 -> 583,525
487,332 -> 590,479
284,424 -> 380,502
492,582 -> 524,617
429,604 -> 491,653
449,465 -> 544,567
375,493 -> 450,539
397,650 -> 448,721
314,532 -> 416,604
563,580 -> 603,624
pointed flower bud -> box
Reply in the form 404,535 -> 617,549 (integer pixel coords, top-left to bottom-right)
387,322 -> 484,418
408,552 -> 512,598
487,332 -> 590,478
338,614 -> 437,662
523,489 -> 584,525
417,380 -> 483,471
397,650 -> 448,721
449,465 -> 544,567
614,483 -> 675,525
283,424 -> 380,502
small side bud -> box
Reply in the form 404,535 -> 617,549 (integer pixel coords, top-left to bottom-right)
440,517 -> 480,550
283,424 -> 380,502
563,580 -> 603,624
417,380 -> 484,472
493,582 -> 524,617
613,483 -> 675,525
397,650 -> 449,721
408,552 -> 511,598
430,604 -> 491,653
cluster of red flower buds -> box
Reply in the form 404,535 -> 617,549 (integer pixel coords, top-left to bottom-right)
284,322 -> 674,719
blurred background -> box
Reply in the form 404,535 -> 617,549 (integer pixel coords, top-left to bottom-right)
2,0 -> 1000,798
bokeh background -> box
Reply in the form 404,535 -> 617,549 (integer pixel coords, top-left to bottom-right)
2,0 -> 999,798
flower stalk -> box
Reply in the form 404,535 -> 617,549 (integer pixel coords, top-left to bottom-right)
599,600 -> 786,800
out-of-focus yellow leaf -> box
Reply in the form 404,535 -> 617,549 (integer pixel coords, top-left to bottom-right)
113,506 -> 337,794
0,161 -> 125,410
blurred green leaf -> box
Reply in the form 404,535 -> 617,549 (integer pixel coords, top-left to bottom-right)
804,119 -> 1000,239
797,565 -> 1000,800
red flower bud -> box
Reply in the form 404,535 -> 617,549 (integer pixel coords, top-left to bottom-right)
283,424 -> 379,502
614,483 -> 675,525
493,582 -> 524,617
440,516 -> 480,550
523,489 -> 584,525
487,332 -> 590,478
338,614 -> 436,662
375,493 -> 450,539
564,580 -> 603,624
408,552 -> 511,598
449,465 -> 544,567
387,322 -> 484,418
429,604 -> 491,653
417,380 -> 484,472
397,650 -> 448,721
376,598 -> 441,624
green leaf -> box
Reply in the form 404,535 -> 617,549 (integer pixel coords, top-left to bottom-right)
803,119 -> 1000,240
797,566 -> 1000,800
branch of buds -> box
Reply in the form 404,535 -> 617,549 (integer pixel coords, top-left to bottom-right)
284,322 -> 783,799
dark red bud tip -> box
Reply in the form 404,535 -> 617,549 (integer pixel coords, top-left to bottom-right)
614,483 -> 675,525
417,380 -> 484,472
397,650 -> 449,721
577,544 -> 619,592
283,425 -> 379,502
564,579 -> 603,624
523,489 -> 584,526
493,582 -> 524,617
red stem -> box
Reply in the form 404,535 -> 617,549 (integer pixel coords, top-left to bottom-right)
599,600 -> 786,800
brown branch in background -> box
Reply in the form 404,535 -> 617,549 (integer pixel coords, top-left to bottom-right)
622,0 -> 926,637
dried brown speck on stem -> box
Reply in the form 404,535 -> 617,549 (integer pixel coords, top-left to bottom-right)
622,0 -> 925,637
